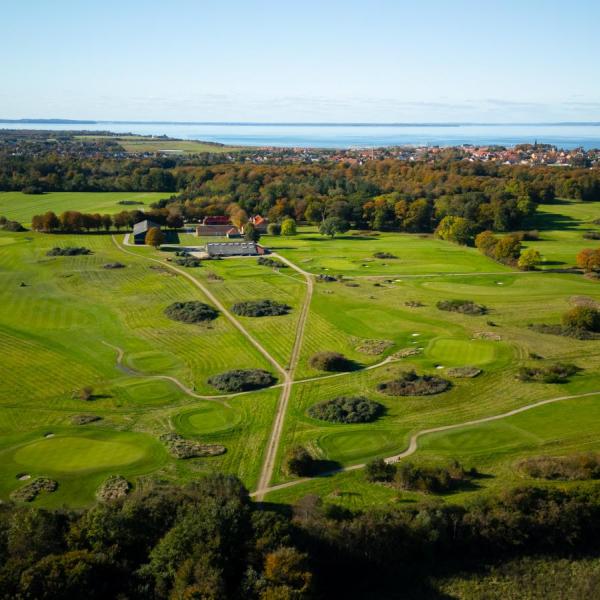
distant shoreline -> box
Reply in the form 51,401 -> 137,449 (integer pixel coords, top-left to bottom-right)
2,119 -> 600,127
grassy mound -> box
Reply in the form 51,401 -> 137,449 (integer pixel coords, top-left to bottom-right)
378,371 -> 451,396
159,433 -> 225,459
164,301 -> 219,323
46,246 -> 92,256
96,475 -> 130,501
231,299 -> 291,317
437,299 -> 487,315
517,453 -> 600,481
207,369 -> 276,392
308,396 -> 383,424
11,477 -> 58,502
309,351 -> 355,372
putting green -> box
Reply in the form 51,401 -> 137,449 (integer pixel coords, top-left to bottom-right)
318,428 -> 401,463
173,404 -> 241,436
13,436 -> 147,473
426,338 -> 498,366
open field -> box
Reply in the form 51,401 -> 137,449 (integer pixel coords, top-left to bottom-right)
0,194 -> 599,509
75,134 -> 247,154
0,191 -> 168,224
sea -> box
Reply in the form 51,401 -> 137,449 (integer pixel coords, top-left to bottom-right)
2,122 -> 600,150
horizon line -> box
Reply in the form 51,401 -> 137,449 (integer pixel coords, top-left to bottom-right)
2,118 -> 600,127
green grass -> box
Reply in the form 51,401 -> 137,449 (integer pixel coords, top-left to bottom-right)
0,191 -> 168,224
75,135 -> 246,154
0,196 -> 599,509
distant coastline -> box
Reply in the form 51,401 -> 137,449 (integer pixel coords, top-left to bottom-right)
2,118 -> 600,127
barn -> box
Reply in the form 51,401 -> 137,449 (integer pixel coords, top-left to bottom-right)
205,242 -> 266,257
133,220 -> 160,245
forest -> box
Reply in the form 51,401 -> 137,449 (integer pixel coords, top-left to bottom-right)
2,476 -> 600,599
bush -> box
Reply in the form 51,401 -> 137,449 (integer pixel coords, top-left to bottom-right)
96,475 -> 130,501
47,246 -> 92,256
207,369 -> 276,392
72,386 -> 94,401
583,231 -> 600,240
10,477 -> 58,502
280,218 -> 297,236
437,299 -> 487,315
308,396 -> 384,423
373,252 -> 396,259
395,460 -> 470,493
103,262 -> 125,269
517,362 -> 580,383
365,458 -> 396,482
257,256 -> 287,269
231,299 -> 290,317
446,366 -> 482,378
267,222 -> 281,236
286,446 -> 315,476
562,306 -> 600,333
71,414 -> 102,425
517,453 -> 600,481
309,351 -> 354,372
159,433 -> 226,458
164,301 -> 219,323
0,219 -> 26,232
174,257 -> 201,267
378,371 -> 451,396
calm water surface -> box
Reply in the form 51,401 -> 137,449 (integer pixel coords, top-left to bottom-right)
2,122 -> 600,149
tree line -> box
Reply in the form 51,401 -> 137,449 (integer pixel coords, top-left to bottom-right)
30,209 -> 184,233
2,475 -> 600,598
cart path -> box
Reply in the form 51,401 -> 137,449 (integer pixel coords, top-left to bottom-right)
112,235 -> 287,381
250,389 -> 600,498
254,252 -> 314,500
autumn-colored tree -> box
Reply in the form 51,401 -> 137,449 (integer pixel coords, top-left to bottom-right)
493,234 -> 522,264
145,227 -> 165,247
474,230 -> 497,255
228,203 -> 248,229
576,248 -> 600,272
562,306 -> 600,332
263,547 -> 313,597
435,215 -> 473,245
518,248 -> 542,270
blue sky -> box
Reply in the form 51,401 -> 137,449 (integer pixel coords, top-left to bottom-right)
2,0 -> 599,122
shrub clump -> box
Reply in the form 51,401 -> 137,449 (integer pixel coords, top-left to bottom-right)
71,414 -> 102,425
437,299 -> 487,315
308,396 -> 384,424
164,301 -> 219,323
174,256 -> 201,267
316,274 -> 338,282
394,460 -> 471,493
0,217 -> 26,231
354,338 -> 393,355
207,369 -> 276,392
378,370 -> 451,396
10,477 -> 58,502
517,362 -> 580,383
446,366 -> 482,378
257,256 -> 287,269
373,251 -> 397,259
517,453 -> 600,481
231,299 -> 291,317
96,475 -> 130,501
47,246 -> 92,256
159,433 -> 226,459
562,306 -> 600,333
309,351 -> 354,372
103,262 -> 125,269
286,446 -> 316,477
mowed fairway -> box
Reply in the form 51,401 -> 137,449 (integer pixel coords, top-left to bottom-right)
0,191 -> 168,224
1,193 -> 599,509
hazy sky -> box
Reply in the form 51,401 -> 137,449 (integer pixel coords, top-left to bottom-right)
2,0 -> 599,122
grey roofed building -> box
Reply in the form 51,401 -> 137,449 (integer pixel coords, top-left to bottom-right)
205,242 -> 265,257
133,219 -> 160,244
